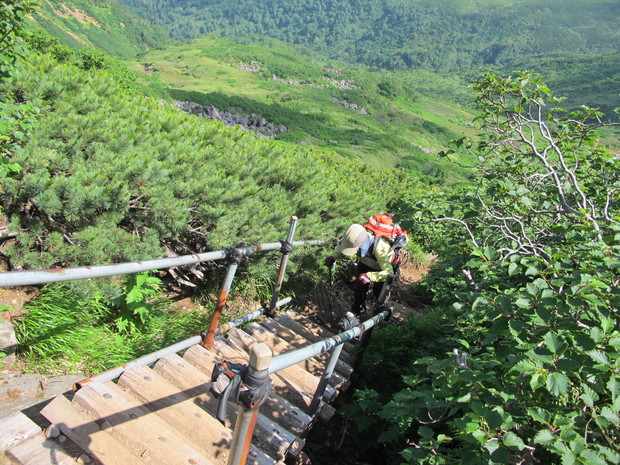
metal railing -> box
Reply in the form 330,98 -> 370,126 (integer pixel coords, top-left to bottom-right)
0,216 -> 393,465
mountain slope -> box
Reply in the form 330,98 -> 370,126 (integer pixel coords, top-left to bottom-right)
133,35 -> 476,183
117,0 -> 619,72
29,0 -> 172,58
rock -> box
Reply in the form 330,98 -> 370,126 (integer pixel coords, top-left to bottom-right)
173,100 -> 288,139
45,424 -> 60,439
0,320 -> 17,367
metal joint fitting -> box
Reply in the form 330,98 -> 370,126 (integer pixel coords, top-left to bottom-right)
224,247 -> 245,265
239,367 -> 273,411
278,239 -> 294,255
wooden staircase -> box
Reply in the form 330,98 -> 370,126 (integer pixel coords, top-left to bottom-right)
1,311 -> 355,465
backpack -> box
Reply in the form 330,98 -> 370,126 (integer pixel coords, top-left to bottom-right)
363,214 -> 409,268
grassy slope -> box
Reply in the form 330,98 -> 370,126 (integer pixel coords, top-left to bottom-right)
131,36 -> 476,183
29,0 -> 172,58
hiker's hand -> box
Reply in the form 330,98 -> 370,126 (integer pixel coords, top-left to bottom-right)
324,256 -> 336,267
356,273 -> 371,285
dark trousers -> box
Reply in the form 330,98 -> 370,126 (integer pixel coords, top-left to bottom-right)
351,263 -> 386,315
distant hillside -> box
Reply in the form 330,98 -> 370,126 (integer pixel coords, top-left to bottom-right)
133,35 -> 476,184
115,0 -> 620,113
117,0 -> 619,72
29,0 -> 172,58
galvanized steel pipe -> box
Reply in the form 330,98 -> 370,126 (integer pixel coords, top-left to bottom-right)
267,216 -> 298,316
74,298 -> 291,389
203,249 -> 245,350
269,310 -> 390,374
308,344 -> 345,415
0,240 -> 324,287
215,297 -> 292,336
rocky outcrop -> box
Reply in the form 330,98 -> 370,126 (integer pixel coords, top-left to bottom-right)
238,61 -> 262,72
332,98 -> 369,116
325,77 -> 360,90
174,100 -> 288,139
271,74 -> 328,88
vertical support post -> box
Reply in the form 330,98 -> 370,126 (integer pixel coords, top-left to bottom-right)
267,216 -> 298,317
203,248 -> 244,350
227,343 -> 273,465
308,344 -> 344,416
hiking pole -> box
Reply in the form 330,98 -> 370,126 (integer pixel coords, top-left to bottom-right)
267,216 -> 298,317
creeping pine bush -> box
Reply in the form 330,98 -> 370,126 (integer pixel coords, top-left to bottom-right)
351,73 -> 620,464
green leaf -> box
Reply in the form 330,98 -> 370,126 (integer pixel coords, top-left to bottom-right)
508,262 -> 518,276
528,407 -> 552,424
544,332 -> 562,354
599,407 -> 619,425
418,426 -> 434,439
502,431 -> 525,450
579,450 -> 607,465
587,350 -> 609,365
515,297 -> 531,308
485,410 -> 503,430
607,376 -> 620,400
599,446 -> 620,463
562,450 -> 576,465
547,372 -> 570,397
533,429 -> 554,445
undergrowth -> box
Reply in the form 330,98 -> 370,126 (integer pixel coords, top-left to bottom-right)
13,279 -> 212,375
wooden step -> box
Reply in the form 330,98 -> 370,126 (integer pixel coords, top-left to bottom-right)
0,412 -> 40,452
152,353 -> 274,465
226,329 -> 337,403
209,337 -> 314,410
178,346 -> 313,437
117,365 -> 235,465
41,394 -> 143,465
5,433 -> 75,465
154,350 -> 303,462
278,312 -> 356,364
260,317 -> 354,378
71,381 -> 216,465
243,322 -> 348,389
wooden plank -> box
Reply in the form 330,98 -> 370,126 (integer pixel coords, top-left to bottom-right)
0,412 -> 40,451
244,323 -> 348,389
278,312 -> 355,364
152,353 -> 278,465
40,394 -> 143,465
178,346 -> 308,452
6,432 -> 75,465
208,337 -> 313,409
226,330 -> 337,403
179,346 -> 312,434
260,317 -> 354,378
117,365 -> 236,464
72,381 -> 215,465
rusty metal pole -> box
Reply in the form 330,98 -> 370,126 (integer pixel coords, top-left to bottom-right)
267,216 -> 298,317
227,343 -> 273,465
202,248 -> 245,350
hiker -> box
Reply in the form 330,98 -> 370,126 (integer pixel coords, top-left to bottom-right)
325,214 -> 408,319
